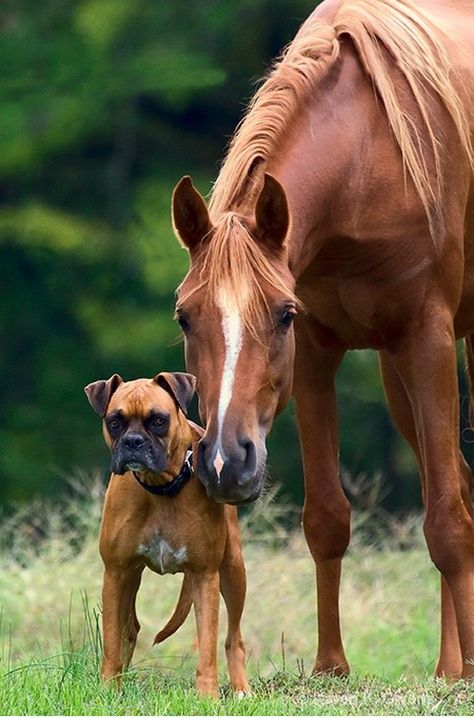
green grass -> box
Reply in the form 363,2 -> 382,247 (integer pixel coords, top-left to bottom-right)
3,661 -> 474,715
1,478 -> 474,715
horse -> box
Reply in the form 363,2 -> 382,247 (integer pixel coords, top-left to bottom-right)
171,0 -> 474,679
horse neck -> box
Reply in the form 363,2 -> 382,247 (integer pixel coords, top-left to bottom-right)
267,42 -> 379,280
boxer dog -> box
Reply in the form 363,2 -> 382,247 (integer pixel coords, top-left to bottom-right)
85,372 -> 249,697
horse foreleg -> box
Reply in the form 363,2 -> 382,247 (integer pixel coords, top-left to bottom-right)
380,351 -> 465,678
438,454 -> 474,678
385,306 -> 474,678
294,323 -> 349,675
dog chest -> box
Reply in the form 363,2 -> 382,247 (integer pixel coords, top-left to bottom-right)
137,533 -> 187,575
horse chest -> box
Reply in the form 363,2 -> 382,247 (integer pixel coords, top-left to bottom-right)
299,252 -> 431,349
137,533 -> 187,575
298,277 -> 382,348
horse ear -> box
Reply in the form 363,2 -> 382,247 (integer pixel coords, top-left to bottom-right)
84,374 -> 123,417
255,173 -> 289,248
172,176 -> 212,252
154,372 -> 197,416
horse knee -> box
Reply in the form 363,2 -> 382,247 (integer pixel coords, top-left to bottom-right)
424,494 -> 474,575
303,497 -> 351,561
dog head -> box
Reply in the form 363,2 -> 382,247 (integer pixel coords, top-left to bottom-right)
84,372 -> 196,476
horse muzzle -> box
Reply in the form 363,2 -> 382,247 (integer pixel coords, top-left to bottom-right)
196,435 -> 265,504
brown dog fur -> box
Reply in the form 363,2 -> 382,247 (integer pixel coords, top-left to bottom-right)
85,373 -> 249,697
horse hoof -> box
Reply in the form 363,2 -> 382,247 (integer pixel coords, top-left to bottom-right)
313,660 -> 350,677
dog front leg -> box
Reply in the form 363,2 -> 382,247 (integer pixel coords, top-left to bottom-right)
220,510 -> 249,694
191,570 -> 220,698
101,564 -> 143,683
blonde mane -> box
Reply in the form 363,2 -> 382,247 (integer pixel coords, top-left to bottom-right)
210,0 -> 473,241
185,0 -> 474,330
209,18 -> 340,218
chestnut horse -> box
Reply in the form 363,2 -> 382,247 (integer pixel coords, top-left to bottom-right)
172,0 -> 474,678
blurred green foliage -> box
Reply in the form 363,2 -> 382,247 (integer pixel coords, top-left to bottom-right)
1,0 -> 470,509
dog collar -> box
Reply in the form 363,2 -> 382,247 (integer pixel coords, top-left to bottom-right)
133,450 -> 193,498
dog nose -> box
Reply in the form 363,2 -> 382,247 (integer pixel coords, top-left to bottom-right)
197,436 -> 263,504
123,433 -> 145,450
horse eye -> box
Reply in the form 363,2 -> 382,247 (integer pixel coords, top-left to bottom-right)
176,311 -> 191,334
277,309 -> 296,329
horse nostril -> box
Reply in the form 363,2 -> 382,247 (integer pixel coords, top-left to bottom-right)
124,433 -> 145,450
237,438 -> 257,480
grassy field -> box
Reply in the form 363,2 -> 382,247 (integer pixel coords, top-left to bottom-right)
1,477 -> 474,715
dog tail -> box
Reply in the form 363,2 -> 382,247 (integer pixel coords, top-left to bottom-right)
153,574 -> 193,645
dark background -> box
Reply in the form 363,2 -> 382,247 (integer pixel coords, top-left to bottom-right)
1,0 -> 471,510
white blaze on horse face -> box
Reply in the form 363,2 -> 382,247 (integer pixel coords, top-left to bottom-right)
214,285 -> 245,476
213,449 -> 224,477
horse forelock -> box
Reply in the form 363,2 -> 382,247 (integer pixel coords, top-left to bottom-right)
208,0 -> 473,249
177,213 -> 299,339
209,19 -> 340,219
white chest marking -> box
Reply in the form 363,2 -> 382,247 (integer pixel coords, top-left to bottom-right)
215,287 -> 243,470
137,535 -> 187,575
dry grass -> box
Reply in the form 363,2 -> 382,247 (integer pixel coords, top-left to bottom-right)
3,477 -> 473,714
0,475 -> 439,682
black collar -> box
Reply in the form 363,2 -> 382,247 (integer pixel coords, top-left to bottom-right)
133,450 -> 193,498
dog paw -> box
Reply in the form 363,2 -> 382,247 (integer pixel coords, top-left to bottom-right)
235,689 -> 251,700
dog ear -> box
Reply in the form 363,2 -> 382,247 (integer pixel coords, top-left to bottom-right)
84,374 -> 123,417
154,372 -> 196,416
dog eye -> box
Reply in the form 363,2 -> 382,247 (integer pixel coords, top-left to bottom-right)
106,416 -> 123,435
148,414 -> 169,432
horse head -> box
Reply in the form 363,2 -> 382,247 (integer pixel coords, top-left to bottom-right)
172,174 -> 296,504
